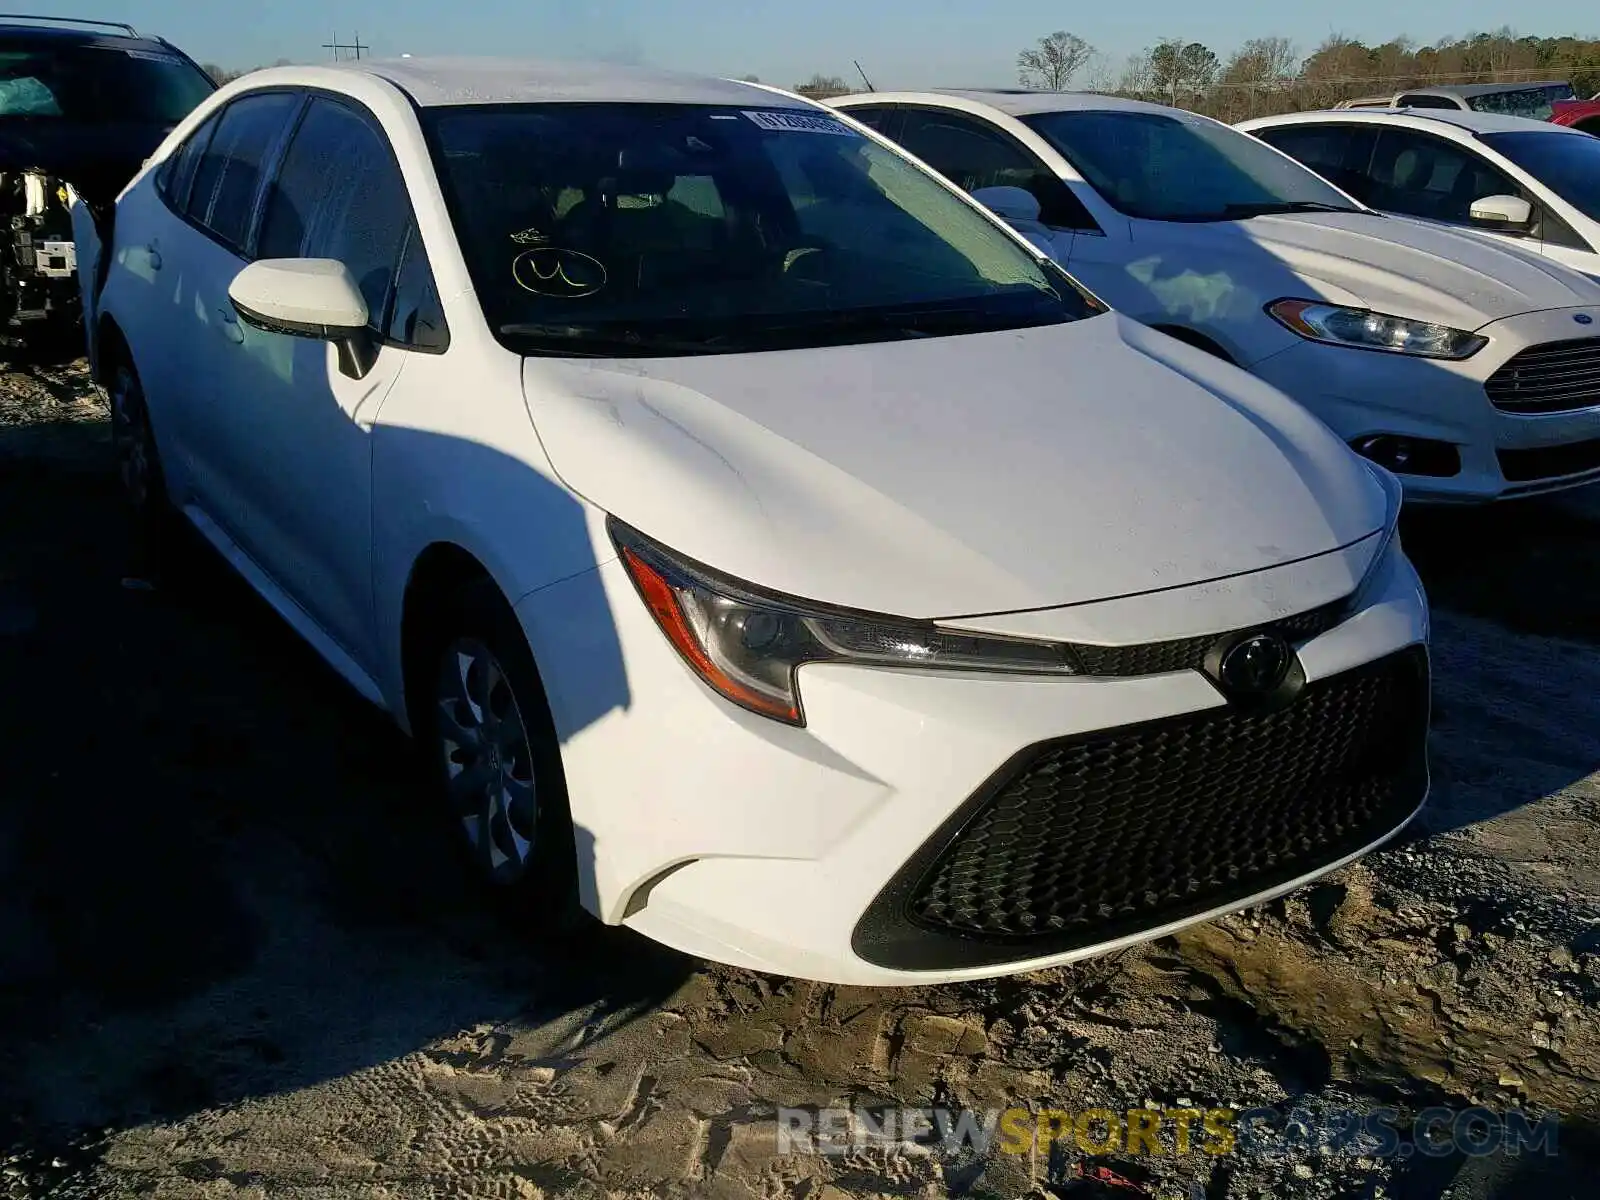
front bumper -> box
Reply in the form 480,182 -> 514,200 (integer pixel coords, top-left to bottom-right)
515,536 -> 1429,986
1249,306 -> 1600,503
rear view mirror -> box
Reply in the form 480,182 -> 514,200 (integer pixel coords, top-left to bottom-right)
971,185 -> 1043,225
1469,194 -> 1534,233
229,258 -> 376,379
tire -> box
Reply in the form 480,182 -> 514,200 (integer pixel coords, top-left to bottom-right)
106,354 -> 187,579
420,579 -> 587,936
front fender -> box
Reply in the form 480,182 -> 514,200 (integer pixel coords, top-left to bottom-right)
1070,232 -> 1367,368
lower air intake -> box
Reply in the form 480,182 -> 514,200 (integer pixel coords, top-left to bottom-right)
853,646 -> 1429,971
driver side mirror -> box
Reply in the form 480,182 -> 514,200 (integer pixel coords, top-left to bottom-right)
229,258 -> 377,380
1469,194 -> 1534,234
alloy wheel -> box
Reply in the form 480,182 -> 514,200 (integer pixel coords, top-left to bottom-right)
436,637 -> 540,885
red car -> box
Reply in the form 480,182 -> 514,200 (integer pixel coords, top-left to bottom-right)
1551,95 -> 1600,134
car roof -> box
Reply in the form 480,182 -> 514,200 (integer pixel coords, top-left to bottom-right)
307,56 -> 805,109
1403,81 -> 1571,99
829,88 -> 1180,119
0,21 -> 182,56
1240,107 -> 1590,137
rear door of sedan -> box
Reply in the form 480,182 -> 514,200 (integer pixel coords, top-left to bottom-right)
156,89 -> 303,519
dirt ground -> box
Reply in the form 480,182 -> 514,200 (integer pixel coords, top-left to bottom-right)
0,354 -> 1597,1199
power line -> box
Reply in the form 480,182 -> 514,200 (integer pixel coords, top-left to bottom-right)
322,32 -> 368,61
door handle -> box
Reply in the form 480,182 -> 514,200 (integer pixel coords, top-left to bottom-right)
145,244 -> 162,271
218,307 -> 244,344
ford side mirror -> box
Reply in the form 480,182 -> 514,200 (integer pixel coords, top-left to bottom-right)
971,185 -> 1043,225
1469,194 -> 1534,234
228,258 -> 377,379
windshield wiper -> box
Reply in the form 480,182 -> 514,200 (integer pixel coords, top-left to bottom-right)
501,303 -> 1062,356
695,302 -> 1065,348
497,323 -> 716,357
1218,201 -> 1358,218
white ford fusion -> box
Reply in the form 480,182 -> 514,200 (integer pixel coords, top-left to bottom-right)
828,90 -> 1600,503
76,58 -> 1429,986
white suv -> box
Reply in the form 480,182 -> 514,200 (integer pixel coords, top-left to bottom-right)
75,59 -> 1428,985
829,89 -> 1600,503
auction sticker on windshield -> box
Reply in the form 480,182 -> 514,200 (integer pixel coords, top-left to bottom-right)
742,109 -> 859,135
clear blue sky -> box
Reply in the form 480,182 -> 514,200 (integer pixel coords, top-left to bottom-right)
87,1 -> 1597,88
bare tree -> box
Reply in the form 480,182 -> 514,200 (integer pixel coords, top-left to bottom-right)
1115,51 -> 1156,99
794,73 -> 850,98
1017,31 -> 1095,91
1080,53 -> 1116,94
1216,37 -> 1298,119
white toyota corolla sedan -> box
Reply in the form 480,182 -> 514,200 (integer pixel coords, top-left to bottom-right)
828,89 -> 1600,503
75,58 -> 1430,986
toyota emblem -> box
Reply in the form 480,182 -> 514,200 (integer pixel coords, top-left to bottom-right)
1217,633 -> 1292,696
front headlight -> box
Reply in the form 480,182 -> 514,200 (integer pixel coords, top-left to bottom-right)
610,518 -> 1078,726
1267,298 -> 1487,360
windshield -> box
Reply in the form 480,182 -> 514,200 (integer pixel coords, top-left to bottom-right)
1467,84 -> 1575,122
1021,109 -> 1361,222
423,103 -> 1100,357
1481,129 -> 1600,223
0,42 -> 214,123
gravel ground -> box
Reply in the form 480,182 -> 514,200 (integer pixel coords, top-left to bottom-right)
0,354 -> 1597,1199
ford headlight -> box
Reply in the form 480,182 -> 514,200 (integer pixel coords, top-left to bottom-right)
1267,299 -> 1487,360
610,518 -> 1078,726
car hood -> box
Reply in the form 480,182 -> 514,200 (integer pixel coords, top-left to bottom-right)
522,312 -> 1387,619
1214,210 -> 1600,330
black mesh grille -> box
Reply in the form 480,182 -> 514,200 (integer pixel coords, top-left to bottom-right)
1498,437 -> 1600,484
854,647 -> 1428,969
1068,598 -> 1347,677
1486,338 -> 1600,414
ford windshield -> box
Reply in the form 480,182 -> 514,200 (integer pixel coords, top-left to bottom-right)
1023,109 -> 1361,223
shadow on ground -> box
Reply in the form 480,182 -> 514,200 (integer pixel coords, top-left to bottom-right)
0,430 -> 695,1166
1400,486 -> 1600,645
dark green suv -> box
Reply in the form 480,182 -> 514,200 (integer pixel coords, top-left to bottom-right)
0,15 -> 215,346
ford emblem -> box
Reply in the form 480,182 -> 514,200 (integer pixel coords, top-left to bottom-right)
1576,313 -> 1594,325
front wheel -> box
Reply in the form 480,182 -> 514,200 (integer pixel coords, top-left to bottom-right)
424,581 -> 586,934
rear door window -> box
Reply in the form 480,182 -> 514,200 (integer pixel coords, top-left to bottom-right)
185,91 -> 300,252
157,113 -> 218,212
1254,123 -> 1377,201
